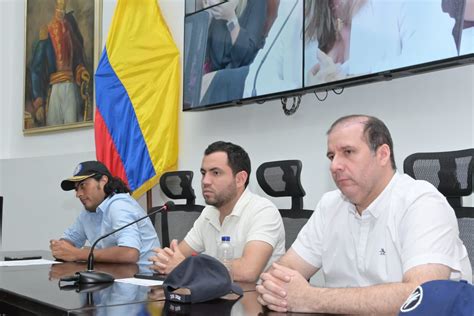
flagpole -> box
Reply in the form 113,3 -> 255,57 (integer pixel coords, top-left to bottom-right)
146,189 -> 153,213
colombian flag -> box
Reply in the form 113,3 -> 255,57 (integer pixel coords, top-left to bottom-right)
95,0 -> 180,198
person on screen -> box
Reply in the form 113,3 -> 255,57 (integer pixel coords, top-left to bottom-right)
200,0 -> 303,106
148,141 -> 285,282
460,0 -> 474,54
202,0 -> 268,74
305,0 -> 458,86
50,161 -> 160,265
256,115 -> 472,314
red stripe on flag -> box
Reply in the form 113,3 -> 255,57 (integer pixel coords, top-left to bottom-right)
94,108 -> 129,188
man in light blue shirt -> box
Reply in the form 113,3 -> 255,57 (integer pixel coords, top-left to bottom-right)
50,161 -> 160,265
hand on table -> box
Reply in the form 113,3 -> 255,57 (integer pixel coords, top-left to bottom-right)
148,239 -> 185,274
256,263 -> 313,313
50,239 -> 82,262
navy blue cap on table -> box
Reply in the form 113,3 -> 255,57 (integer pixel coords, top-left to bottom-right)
61,161 -> 113,191
399,279 -> 474,316
163,254 -> 243,304
163,299 -> 238,316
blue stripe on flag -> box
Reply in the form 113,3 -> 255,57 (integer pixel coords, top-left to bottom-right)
95,48 -> 156,191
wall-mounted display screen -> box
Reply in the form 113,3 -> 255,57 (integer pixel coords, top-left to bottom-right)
183,0 -> 474,111
185,0 -> 226,15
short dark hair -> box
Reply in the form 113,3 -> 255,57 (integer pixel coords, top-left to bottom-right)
204,141 -> 251,187
327,115 -> 396,170
92,174 -> 131,197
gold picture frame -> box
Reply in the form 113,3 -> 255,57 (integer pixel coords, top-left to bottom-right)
23,0 -> 102,134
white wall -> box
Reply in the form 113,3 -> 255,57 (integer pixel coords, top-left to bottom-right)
179,66 -> 474,210
0,0 -> 473,251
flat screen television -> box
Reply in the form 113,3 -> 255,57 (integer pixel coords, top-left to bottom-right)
183,0 -> 474,111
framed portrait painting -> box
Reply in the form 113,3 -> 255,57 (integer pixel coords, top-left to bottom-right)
23,0 -> 101,134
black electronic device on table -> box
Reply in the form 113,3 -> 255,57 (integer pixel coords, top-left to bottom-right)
134,272 -> 167,281
4,255 -> 42,261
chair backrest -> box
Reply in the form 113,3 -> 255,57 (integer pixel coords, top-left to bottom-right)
159,171 -> 197,206
458,215 -> 474,274
403,148 -> 474,210
279,209 -> 313,250
403,148 -> 474,273
150,171 -> 205,248
256,160 -> 312,249
256,159 -> 306,210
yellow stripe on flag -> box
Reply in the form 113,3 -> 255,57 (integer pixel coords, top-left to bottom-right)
106,0 -> 180,198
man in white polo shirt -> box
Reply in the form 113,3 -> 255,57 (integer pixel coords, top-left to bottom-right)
149,141 -> 285,282
257,115 -> 472,314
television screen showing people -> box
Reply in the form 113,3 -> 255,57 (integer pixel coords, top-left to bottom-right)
183,0 -> 474,111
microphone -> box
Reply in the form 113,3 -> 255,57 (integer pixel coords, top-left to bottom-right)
59,281 -> 112,293
58,282 -> 111,308
61,201 -> 174,284
251,1 -> 299,97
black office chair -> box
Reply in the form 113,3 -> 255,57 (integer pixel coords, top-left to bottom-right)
403,148 -> 474,212
403,148 -> 474,273
149,171 -> 204,248
256,160 -> 313,250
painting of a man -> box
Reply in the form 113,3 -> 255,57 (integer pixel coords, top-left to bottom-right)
24,0 -> 96,132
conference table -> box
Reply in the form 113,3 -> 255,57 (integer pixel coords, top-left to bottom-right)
0,250 -> 324,315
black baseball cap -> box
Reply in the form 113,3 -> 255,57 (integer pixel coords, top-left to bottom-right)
61,161 -> 112,191
163,254 -> 243,304
163,298 -> 238,316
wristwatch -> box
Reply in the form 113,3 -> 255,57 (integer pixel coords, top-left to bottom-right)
226,17 -> 238,32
